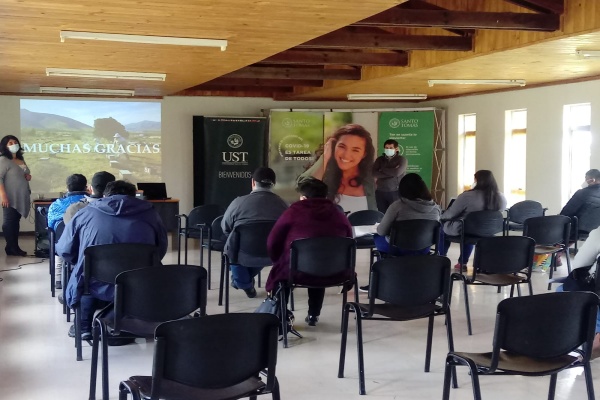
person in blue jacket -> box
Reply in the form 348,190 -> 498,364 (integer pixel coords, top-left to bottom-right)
57,180 -> 168,340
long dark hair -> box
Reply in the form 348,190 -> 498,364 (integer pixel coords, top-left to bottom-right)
399,173 -> 432,201
322,124 -> 375,200
0,135 -> 25,160
471,170 -> 501,210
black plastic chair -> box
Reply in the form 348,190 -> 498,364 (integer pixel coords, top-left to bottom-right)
388,219 -> 441,256
503,200 -> 546,235
73,243 -> 161,361
89,265 -> 208,400
220,220 -> 276,313
523,215 -> 572,290
200,215 -> 225,290
48,220 -> 65,297
118,313 -> 281,400
279,236 -> 357,348
451,236 -> 536,335
176,204 -> 222,265
338,255 -> 455,395
444,210 -> 505,267
442,291 -> 599,400
348,210 -> 384,266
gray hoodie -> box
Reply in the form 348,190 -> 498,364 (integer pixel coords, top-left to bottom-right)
376,197 -> 441,236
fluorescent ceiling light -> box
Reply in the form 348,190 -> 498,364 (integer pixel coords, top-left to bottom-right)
428,79 -> 526,87
39,87 -> 135,96
46,68 -> 166,81
347,94 -> 427,100
576,50 -> 600,58
60,31 -> 228,51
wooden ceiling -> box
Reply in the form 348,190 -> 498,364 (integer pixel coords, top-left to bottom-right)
2,0 -> 600,101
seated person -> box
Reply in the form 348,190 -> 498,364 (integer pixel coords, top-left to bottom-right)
63,171 -> 115,224
374,173 -> 441,256
57,180 -> 168,340
560,169 -> 600,221
47,174 -> 88,290
440,170 -> 506,270
555,225 -> 600,359
266,177 -> 353,326
221,167 -> 288,298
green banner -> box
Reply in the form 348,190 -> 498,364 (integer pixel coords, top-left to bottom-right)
378,111 -> 435,187
193,116 -> 267,209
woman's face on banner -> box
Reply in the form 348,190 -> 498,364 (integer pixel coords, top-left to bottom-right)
334,134 -> 366,172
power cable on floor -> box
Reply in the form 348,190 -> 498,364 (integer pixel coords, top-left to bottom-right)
0,257 -> 47,282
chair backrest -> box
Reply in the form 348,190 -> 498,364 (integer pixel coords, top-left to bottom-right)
188,204 -> 222,229
389,219 -> 441,252
55,220 -> 66,242
576,204 -> 600,233
152,313 -> 279,395
113,265 -> 208,328
83,243 -> 161,293
227,220 -> 276,264
347,210 -> 384,226
506,200 -> 545,224
473,236 -> 535,275
210,215 -> 225,242
290,237 -> 356,278
463,210 -> 505,237
523,215 -> 571,246
491,292 -> 599,365
369,255 -> 451,308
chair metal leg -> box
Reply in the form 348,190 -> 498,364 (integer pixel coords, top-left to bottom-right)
89,320 -> 100,400
462,280 -> 473,335
497,286 -> 501,294
548,254 -> 556,290
225,263 -> 230,314
442,359 -> 454,400
355,310 -> 366,395
281,288 -> 289,348
218,254 -> 225,306
338,305 -> 351,378
425,315 -> 434,372
206,246 -> 212,290
467,359 -> 483,400
548,373 -> 558,400
271,377 -> 281,400
445,311 -> 458,388
290,289 -> 295,311
101,322 -> 110,400
583,363 -> 596,400
565,248 -> 572,274
177,232 -> 182,264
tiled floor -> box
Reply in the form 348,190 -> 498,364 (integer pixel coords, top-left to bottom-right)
0,236 -> 596,399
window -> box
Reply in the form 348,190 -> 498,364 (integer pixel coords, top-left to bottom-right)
505,109 -> 527,206
458,114 -> 476,192
562,103 -> 591,205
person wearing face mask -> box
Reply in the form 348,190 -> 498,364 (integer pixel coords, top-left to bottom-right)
0,135 -> 31,256
372,139 -> 407,213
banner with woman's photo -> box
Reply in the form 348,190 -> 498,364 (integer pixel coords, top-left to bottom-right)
269,110 -> 378,212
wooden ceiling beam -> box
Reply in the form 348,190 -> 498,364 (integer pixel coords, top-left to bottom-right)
503,0 -> 564,14
298,29 -> 472,51
354,9 -> 560,32
260,50 -> 409,67
196,78 -> 324,88
397,0 -> 473,36
186,85 -> 294,93
223,67 -> 361,80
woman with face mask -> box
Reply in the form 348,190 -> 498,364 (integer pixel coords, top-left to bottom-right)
0,135 -> 31,256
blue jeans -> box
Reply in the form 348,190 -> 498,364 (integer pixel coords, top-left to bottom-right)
230,264 -> 262,290
439,231 -> 474,265
79,295 -> 110,333
556,285 -> 600,333
373,234 -> 430,256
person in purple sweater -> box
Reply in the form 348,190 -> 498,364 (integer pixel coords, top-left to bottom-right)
266,177 -> 353,326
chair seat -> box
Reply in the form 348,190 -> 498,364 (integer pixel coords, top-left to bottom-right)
446,234 -> 492,245
506,222 -> 524,231
452,351 -> 579,375
355,236 -> 375,248
534,245 -> 562,255
473,273 -> 526,286
357,302 -> 439,321
102,315 -> 191,338
129,375 -> 266,400
205,240 -> 225,252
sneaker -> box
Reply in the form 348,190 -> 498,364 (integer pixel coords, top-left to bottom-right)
58,293 -> 64,305
454,263 -> 467,272
305,315 -> 319,326
358,285 -> 369,293
244,287 -> 257,298
55,281 -> 62,290
68,324 -> 91,340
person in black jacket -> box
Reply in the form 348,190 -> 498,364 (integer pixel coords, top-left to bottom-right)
372,139 -> 407,213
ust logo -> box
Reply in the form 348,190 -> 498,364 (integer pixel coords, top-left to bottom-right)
222,152 -> 249,163
282,118 -> 293,128
226,134 -> 243,149
389,118 -> 401,129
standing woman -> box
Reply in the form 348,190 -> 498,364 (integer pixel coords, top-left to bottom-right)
0,135 -> 31,256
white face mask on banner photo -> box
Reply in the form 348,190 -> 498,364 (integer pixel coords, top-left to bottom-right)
384,148 -> 396,157
8,143 -> 19,154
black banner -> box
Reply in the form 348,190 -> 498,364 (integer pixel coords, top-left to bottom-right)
193,116 -> 267,209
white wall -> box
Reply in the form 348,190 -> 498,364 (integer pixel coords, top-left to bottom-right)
426,79 -> 600,214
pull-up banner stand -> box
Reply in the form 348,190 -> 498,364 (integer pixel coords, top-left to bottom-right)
193,116 -> 267,210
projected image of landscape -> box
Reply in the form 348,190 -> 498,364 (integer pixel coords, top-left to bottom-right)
20,100 -> 161,194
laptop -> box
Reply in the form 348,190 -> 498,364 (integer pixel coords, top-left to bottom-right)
137,182 -> 170,200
